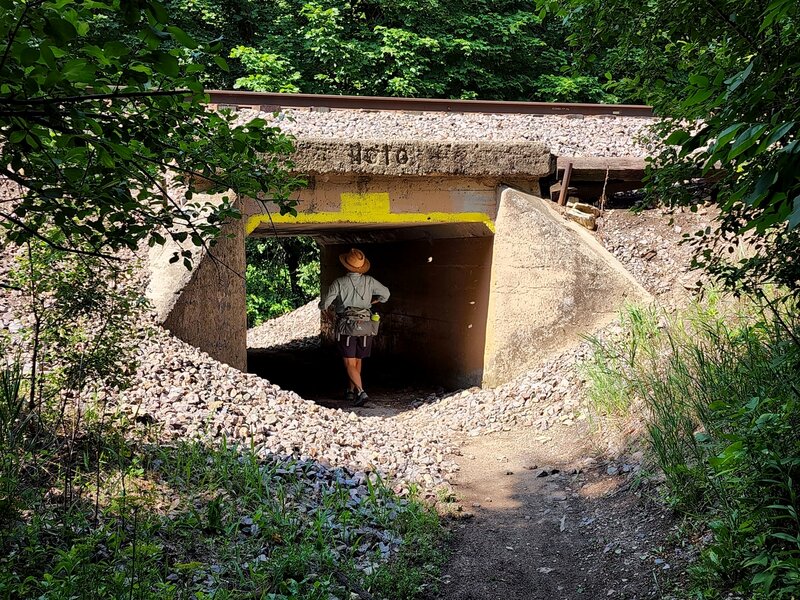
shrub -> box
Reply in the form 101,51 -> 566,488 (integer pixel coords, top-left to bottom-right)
584,293 -> 800,598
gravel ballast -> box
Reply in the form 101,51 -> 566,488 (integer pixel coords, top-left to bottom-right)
244,108 -> 659,158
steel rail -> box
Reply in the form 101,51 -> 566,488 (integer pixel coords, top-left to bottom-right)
206,90 -> 655,117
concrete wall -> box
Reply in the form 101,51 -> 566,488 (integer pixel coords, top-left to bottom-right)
482,187 -> 651,386
147,202 -> 247,371
320,235 -> 493,389
243,175 -> 512,239
291,138 -> 554,179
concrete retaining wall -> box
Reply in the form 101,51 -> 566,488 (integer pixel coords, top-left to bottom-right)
482,187 -> 651,387
146,196 -> 247,371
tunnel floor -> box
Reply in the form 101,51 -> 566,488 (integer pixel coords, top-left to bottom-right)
247,339 -> 448,416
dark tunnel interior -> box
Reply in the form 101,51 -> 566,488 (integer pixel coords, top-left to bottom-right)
246,223 -> 495,400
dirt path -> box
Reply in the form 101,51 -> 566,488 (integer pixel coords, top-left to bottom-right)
438,423 -> 682,600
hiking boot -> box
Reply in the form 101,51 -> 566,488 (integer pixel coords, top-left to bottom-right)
344,389 -> 355,402
354,390 -> 368,406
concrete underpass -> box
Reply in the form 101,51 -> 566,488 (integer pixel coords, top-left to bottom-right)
147,137 -> 650,399
247,222 -> 494,397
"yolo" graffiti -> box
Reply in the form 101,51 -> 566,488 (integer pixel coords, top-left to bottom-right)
348,143 -> 410,166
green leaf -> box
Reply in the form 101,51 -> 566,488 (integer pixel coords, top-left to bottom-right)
153,52 -> 180,77
214,56 -> 230,72
683,87 -> 714,107
167,26 -> 199,49
788,196 -> 800,230
770,532 -> 799,543
751,570 -> 775,589
20,45 -> 39,66
757,121 -> 795,152
726,61 -> 754,93
744,170 -> 778,206
727,124 -> 769,161
665,130 -> 690,145
44,17 -> 78,42
148,0 -> 170,24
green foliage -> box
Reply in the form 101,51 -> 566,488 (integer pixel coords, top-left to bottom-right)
9,239 -> 143,401
0,238 -> 143,560
533,74 -> 611,103
246,236 -> 320,327
584,294 -> 800,597
0,0 -> 301,261
540,0 -> 800,293
231,46 -> 302,92
164,0 -> 616,102
0,350 -> 27,527
369,492 -> 447,599
0,436 -> 446,599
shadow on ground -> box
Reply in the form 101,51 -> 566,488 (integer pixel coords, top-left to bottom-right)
247,337 -> 689,598
438,423 -> 687,600
247,337 -> 446,416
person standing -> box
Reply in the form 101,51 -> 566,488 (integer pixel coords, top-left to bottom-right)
319,248 -> 390,406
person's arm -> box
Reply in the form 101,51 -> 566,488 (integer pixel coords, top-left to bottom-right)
319,279 -> 339,311
370,277 -> 390,304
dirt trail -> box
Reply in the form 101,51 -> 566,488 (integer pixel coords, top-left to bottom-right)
438,423 -> 680,600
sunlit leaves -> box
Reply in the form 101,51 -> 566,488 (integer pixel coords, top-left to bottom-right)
166,0 -> 612,101
0,0 -> 302,263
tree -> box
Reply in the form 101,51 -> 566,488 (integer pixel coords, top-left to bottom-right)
165,0 -> 617,102
540,0 -> 800,293
245,236 -> 319,326
0,0 -> 302,263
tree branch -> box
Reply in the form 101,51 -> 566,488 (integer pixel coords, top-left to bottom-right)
0,89 -> 189,106
702,0 -> 759,52
0,1 -> 45,74
0,211 -> 118,260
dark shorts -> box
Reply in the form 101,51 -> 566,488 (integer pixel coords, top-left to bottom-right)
337,335 -> 373,358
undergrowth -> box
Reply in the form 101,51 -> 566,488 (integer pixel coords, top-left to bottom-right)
584,292 -> 800,598
0,415 -> 446,599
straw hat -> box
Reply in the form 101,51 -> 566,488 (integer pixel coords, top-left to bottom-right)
339,248 -> 370,274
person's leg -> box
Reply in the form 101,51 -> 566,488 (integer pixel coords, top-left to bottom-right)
342,358 -> 356,391
343,357 -> 363,392
338,336 -> 359,400
352,337 -> 373,406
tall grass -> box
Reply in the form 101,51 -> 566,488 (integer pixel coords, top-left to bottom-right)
584,293 -> 800,598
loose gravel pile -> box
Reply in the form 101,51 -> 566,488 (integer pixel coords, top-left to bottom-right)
597,205 -> 713,301
249,109 -> 659,157
247,299 -> 321,350
116,326 -> 460,490
1,203 -> 700,493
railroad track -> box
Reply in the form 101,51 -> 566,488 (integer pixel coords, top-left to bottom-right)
206,90 -> 654,118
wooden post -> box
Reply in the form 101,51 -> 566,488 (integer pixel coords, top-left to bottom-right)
559,161 -> 573,206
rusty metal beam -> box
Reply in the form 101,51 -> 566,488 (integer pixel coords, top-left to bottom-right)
205,90 -> 655,117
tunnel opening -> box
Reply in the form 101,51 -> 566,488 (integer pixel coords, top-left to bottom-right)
245,222 -> 494,404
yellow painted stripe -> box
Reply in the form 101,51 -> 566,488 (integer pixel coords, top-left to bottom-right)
245,191 -> 496,235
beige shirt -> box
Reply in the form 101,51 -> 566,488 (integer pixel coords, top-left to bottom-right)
319,273 -> 390,314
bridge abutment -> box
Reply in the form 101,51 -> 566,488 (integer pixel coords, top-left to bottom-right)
146,136 -> 651,392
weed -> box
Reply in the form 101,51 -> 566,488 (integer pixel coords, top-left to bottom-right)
584,292 -> 800,598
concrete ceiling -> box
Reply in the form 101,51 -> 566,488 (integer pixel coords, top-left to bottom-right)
248,221 -> 493,244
